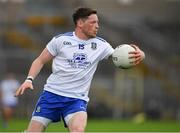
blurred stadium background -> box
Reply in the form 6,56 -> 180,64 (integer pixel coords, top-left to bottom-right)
0,0 -> 180,132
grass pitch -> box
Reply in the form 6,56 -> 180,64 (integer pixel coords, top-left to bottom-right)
0,119 -> 180,132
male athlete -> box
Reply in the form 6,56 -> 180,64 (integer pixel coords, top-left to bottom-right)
15,7 -> 145,132
0,73 -> 20,128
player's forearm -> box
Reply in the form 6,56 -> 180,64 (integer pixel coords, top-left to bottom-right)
26,48 -> 54,80
27,58 -> 45,80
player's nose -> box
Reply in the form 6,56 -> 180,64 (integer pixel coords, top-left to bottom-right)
95,22 -> 99,29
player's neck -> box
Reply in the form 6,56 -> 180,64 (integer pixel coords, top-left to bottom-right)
74,29 -> 89,41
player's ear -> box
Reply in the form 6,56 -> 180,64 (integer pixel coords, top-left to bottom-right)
77,19 -> 84,28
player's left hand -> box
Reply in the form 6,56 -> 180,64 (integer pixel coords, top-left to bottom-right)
128,44 -> 145,65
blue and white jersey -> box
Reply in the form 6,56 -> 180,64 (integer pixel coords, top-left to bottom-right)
44,32 -> 114,102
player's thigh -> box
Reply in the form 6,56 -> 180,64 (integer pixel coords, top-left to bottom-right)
68,111 -> 87,132
27,120 -> 46,132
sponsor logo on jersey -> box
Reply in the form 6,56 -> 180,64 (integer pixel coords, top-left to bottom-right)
67,53 -> 91,69
91,42 -> 97,50
63,41 -> 72,45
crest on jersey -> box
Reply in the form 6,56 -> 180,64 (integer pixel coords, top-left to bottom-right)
91,42 -> 97,50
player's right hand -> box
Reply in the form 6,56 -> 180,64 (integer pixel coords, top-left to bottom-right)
129,44 -> 145,65
15,81 -> 34,97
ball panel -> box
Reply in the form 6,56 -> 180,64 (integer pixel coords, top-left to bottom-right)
112,44 -> 135,69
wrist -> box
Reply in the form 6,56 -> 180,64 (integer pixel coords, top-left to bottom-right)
25,76 -> 34,83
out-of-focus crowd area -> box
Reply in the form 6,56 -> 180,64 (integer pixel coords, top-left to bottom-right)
0,0 -> 180,121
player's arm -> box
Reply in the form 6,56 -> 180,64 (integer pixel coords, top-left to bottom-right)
129,44 -> 145,65
15,48 -> 54,97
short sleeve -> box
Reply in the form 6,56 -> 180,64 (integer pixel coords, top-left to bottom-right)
46,37 -> 58,56
100,42 -> 114,60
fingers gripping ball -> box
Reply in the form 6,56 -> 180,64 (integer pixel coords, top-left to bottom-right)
112,44 -> 136,69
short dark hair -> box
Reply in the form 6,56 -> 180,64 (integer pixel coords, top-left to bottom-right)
72,7 -> 97,25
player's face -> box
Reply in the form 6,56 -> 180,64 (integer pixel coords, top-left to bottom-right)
81,14 -> 99,38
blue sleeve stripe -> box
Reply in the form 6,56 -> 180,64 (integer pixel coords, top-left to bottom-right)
96,37 -> 106,42
55,32 -> 73,38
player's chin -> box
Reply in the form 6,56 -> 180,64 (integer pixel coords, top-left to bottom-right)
89,34 -> 97,38
92,31 -> 98,37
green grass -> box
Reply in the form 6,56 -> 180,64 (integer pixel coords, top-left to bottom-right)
0,119 -> 180,132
